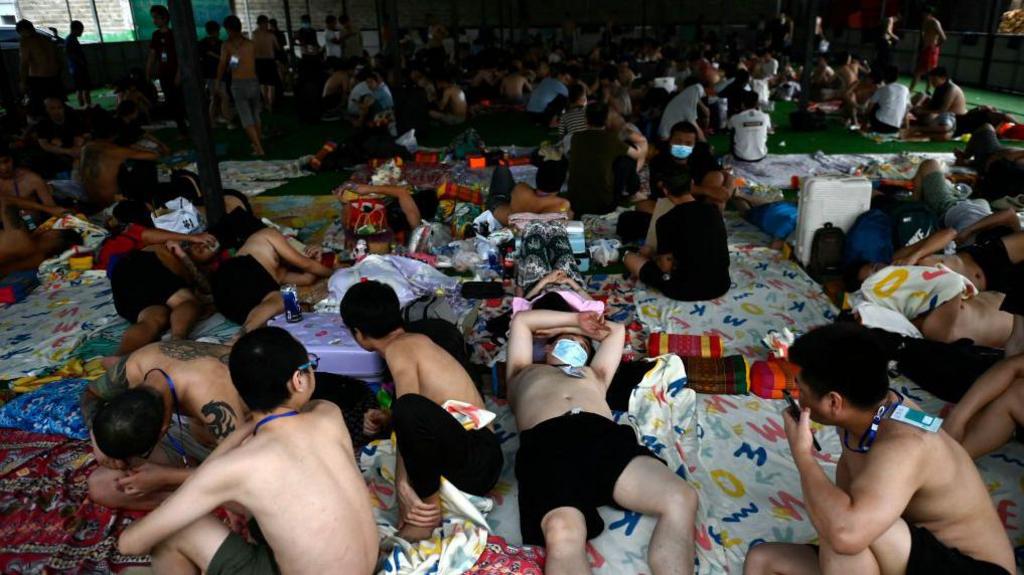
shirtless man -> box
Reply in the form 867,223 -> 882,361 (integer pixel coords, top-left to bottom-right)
80,117 -> 160,207
911,6 -> 946,93
0,144 -> 58,226
211,227 -> 332,337
744,323 -> 1014,575
219,16 -> 264,157
943,353 -> 1024,459
252,15 -> 282,114
500,61 -> 533,104
118,328 -> 377,575
82,340 -> 246,511
908,68 -> 966,140
507,309 -> 698,575
36,97 -> 86,176
0,197 -> 78,276
17,19 -> 61,118
487,159 -> 572,226
430,72 -> 468,125
340,280 -> 503,542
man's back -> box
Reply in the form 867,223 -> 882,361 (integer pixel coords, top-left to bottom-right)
252,29 -> 276,59
21,35 -> 59,77
844,415 -> 1014,572
224,37 -> 256,80
567,129 -> 627,215
656,200 -> 731,300
385,332 -> 484,410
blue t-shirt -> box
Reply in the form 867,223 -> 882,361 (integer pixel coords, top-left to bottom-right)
373,84 -> 394,110
526,78 -> 568,113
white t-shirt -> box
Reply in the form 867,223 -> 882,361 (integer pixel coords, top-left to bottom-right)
658,83 -> 706,139
728,109 -> 771,161
347,81 -> 373,115
324,29 -> 343,59
758,58 -> 779,78
868,83 -> 910,129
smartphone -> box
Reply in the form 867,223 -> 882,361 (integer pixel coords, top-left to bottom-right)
783,389 -> 821,451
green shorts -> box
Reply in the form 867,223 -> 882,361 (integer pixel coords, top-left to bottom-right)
208,520 -> 280,575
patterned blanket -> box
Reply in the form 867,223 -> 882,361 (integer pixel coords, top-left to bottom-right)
730,152 -> 957,190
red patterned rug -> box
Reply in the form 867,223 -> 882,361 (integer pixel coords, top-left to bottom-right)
0,429 -> 147,574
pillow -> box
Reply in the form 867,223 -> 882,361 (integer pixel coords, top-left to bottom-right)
0,379 -> 89,440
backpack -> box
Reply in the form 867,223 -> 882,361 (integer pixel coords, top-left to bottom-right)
885,201 -> 938,249
844,209 -> 894,265
808,223 -> 845,277
401,293 -> 458,325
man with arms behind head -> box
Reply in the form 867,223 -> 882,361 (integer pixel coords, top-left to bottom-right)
340,280 -> 503,542
507,309 -> 697,575
118,327 -> 377,575
744,323 -> 1014,575
81,340 -> 246,510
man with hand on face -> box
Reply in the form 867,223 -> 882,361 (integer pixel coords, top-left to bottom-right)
745,323 -> 1014,575
506,309 -> 698,575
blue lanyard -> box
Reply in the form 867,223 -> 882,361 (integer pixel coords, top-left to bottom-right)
253,410 -> 299,435
146,368 -> 189,467
843,389 -> 905,453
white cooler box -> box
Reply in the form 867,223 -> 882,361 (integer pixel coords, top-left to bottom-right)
267,313 -> 386,382
793,176 -> 872,266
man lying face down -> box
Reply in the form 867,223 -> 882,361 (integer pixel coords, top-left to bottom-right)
340,280 -> 503,542
81,340 -> 245,510
506,308 -> 698,575
118,327 -> 377,575
745,323 -> 1014,575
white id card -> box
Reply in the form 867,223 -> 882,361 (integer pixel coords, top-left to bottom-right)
889,405 -> 942,433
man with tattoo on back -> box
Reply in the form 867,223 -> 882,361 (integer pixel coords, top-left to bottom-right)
81,340 -> 247,510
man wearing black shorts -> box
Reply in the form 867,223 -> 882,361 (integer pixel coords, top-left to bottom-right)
745,323 -> 1015,575
506,309 -> 698,575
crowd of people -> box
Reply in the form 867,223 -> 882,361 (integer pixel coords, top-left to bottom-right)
4,5 -> 1024,575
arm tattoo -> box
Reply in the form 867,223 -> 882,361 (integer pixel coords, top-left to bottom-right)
178,251 -> 212,294
202,401 -> 238,440
157,340 -> 228,361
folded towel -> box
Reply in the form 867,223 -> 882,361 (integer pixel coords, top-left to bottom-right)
648,333 -> 724,358
680,355 -> 748,394
749,359 -> 800,399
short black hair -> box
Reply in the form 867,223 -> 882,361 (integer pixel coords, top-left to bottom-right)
585,103 -> 609,127
883,64 -> 899,84
15,19 -> 33,33
326,14 -> 337,24
205,20 -> 220,34
661,164 -> 694,198
568,83 -> 586,103
741,90 -> 759,110
223,15 -> 241,32
230,327 -> 310,412
928,66 -> 948,78
535,160 -> 568,193
339,280 -> 403,338
682,75 -> 701,89
789,323 -> 890,409
150,5 -> 169,19
356,68 -> 377,82
530,291 -> 576,312
257,14 -> 268,24
53,229 -> 84,253
841,259 -> 869,292
670,120 -> 700,137
92,388 -> 165,460
113,200 -> 153,228
71,20 -> 84,32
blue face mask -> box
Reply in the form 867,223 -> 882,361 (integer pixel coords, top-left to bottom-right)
552,338 -> 589,369
671,144 -> 694,160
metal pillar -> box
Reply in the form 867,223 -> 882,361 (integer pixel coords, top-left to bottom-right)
282,0 -> 295,66
167,0 -> 223,224
88,0 -> 104,42
798,0 -> 819,109
380,0 -> 400,84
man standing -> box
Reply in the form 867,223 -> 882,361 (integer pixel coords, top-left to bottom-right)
506,309 -> 698,575
745,323 -> 1015,575
146,5 -> 186,136
253,15 -> 282,114
66,21 -> 91,108
911,6 -> 946,93
323,15 -> 343,60
17,20 -> 61,118
340,14 -> 363,59
218,16 -> 264,157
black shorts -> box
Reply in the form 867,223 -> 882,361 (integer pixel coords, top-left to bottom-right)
71,66 -> 91,91
870,113 -> 901,134
211,255 -> 280,325
515,411 -> 658,546
963,237 -> 1012,293
255,59 -> 282,88
110,251 -> 187,322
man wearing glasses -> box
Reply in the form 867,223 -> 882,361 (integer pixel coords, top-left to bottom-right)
81,340 -> 246,510
119,327 -> 378,575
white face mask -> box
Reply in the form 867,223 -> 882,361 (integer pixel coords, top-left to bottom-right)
552,338 -> 588,368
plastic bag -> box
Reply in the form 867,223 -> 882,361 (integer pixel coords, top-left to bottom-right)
396,129 -> 418,153
588,239 -> 621,267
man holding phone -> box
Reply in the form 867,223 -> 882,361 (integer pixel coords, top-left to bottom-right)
745,323 -> 1014,575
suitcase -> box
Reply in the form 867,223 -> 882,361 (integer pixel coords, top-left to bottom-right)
793,176 -> 872,266
267,313 -> 387,382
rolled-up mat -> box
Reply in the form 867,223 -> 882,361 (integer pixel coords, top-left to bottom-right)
680,355 -> 748,395
648,333 -> 724,358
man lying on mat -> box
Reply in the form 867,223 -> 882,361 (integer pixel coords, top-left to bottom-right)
118,327 -> 377,575
81,340 -> 245,510
506,309 -> 698,575
745,323 -> 1014,575
340,280 -> 503,542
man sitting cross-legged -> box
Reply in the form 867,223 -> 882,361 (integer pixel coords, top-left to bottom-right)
81,340 -> 246,510
340,280 -> 503,542
506,309 -> 698,575
744,323 -> 1014,575
118,327 -> 378,575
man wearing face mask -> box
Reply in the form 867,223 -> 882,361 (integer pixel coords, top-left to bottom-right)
506,309 -> 698,575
